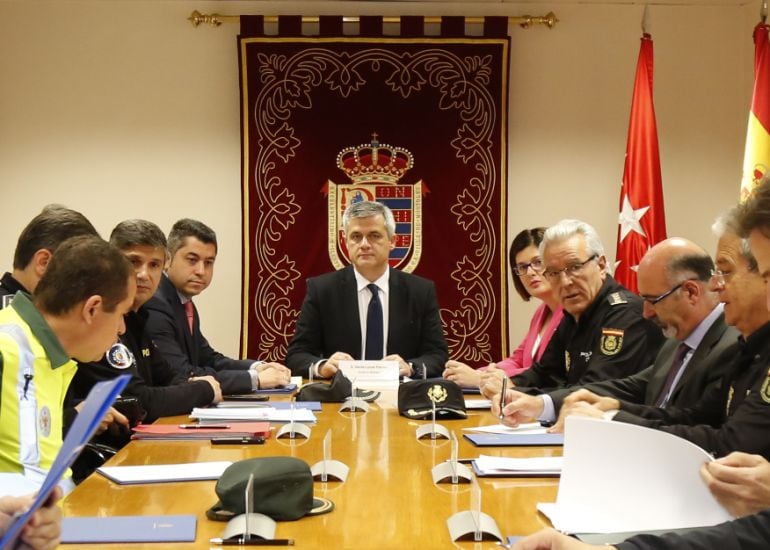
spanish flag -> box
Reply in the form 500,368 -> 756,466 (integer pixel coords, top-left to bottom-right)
740,23 -> 770,201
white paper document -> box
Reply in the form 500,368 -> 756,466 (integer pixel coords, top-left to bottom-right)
474,455 -> 562,476
338,360 -> 399,391
462,422 -> 548,435
464,399 -> 493,409
189,407 -> 317,423
537,417 -> 732,534
97,461 -> 232,485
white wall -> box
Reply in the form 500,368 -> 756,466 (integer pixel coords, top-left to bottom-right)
0,0 -> 754,358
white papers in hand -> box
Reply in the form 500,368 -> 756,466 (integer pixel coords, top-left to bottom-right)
97,461 -> 232,485
462,422 -> 548,435
537,417 -> 732,534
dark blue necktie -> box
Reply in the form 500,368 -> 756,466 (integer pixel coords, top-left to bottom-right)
365,283 -> 383,360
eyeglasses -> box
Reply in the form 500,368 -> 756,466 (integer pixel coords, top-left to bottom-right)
710,269 -> 734,286
641,281 -> 688,305
513,258 -> 545,277
542,255 -> 598,282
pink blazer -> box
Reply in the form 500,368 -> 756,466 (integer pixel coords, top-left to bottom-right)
494,303 -> 564,377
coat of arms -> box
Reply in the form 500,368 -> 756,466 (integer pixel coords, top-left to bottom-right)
325,134 -> 423,272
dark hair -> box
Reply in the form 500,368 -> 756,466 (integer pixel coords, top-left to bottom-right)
509,227 -> 546,301
110,219 -> 167,252
736,175 -> 770,239
35,236 -> 132,315
668,253 -> 715,284
13,205 -> 98,269
167,218 -> 217,258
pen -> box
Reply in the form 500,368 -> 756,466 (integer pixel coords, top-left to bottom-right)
179,424 -> 230,429
209,538 -> 294,546
498,376 -> 507,422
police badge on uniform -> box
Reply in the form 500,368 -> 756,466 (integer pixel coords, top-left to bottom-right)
760,369 -> 770,404
600,328 -> 624,356
106,343 -> 135,370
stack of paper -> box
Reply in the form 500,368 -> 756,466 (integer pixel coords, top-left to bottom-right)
131,422 -> 270,440
215,401 -> 321,411
462,422 -> 564,446
472,455 -> 562,477
190,407 -> 317,423
97,461 -> 231,485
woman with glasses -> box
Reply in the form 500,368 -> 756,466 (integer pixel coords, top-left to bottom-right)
443,227 -> 564,389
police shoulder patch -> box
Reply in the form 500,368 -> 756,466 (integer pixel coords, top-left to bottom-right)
608,292 -> 628,306
600,328 -> 624,356
760,369 -> 770,404
106,343 -> 135,370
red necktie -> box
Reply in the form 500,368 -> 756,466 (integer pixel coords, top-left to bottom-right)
184,301 -> 194,334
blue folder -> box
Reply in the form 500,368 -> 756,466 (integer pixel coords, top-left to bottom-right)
463,432 -> 564,447
0,375 -> 131,549
61,515 -> 197,543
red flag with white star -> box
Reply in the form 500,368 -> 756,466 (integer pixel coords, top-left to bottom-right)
615,33 -> 667,293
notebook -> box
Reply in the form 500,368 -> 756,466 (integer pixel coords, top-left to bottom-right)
61,515 -> 197,543
464,433 -> 564,447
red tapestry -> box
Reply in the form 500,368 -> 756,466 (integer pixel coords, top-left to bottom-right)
239,24 -> 510,366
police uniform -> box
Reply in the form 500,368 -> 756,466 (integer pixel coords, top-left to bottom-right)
0,273 -> 28,309
616,509 -> 770,549
616,321 -> 770,459
0,293 -> 77,485
511,276 -> 664,391
67,309 -> 215,424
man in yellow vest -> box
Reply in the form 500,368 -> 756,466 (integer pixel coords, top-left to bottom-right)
0,235 -> 135,490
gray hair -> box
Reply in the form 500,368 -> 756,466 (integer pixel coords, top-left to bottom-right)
712,211 -> 758,271
540,219 -> 605,258
342,201 -> 396,238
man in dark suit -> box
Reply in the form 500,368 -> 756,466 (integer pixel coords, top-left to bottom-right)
67,220 -> 222,424
144,219 -> 290,395
495,238 -> 737,425
286,200 -> 448,378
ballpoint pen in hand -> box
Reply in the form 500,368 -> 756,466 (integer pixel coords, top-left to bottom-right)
498,376 -> 507,422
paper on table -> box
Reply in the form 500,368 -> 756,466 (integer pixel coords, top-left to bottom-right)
97,461 -> 232,485
473,455 -> 562,476
537,417 -> 732,534
190,407 -> 317,423
462,422 -> 548,435
464,399 -> 493,409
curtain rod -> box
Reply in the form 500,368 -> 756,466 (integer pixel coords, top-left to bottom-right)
187,11 -> 559,30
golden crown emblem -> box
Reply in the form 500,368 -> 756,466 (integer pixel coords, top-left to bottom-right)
336,133 -> 414,185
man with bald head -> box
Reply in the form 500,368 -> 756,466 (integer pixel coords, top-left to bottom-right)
495,237 -> 738,426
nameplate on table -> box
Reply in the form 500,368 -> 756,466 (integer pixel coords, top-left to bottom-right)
61,515 -> 197,543
338,360 -> 399,391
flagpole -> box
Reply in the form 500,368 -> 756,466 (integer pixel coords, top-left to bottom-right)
187,11 -> 559,30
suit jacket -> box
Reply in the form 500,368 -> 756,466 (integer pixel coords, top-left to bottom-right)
549,311 -> 738,411
614,321 -> 770,459
616,509 -> 770,550
495,303 -> 565,377
286,266 -> 449,378
144,275 -> 253,394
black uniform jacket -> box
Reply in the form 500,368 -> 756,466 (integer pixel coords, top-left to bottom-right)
615,321 -> 770,459
285,265 -> 449,378
0,273 -> 27,308
511,276 -> 664,392
548,311 -> 738,411
67,309 -> 215,423
617,509 -> 770,550
143,275 -> 253,395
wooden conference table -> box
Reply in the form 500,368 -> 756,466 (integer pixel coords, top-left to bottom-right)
60,391 -> 561,549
